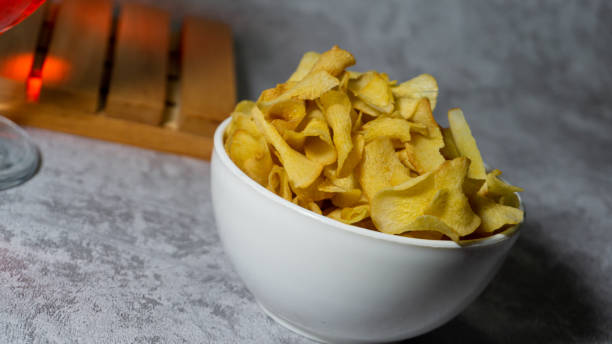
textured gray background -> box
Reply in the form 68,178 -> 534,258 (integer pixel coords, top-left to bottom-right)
2,0 -> 612,343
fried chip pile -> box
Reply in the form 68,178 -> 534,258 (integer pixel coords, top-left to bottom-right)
224,46 -> 524,241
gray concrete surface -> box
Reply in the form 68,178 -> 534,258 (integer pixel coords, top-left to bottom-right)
2,0 -> 612,342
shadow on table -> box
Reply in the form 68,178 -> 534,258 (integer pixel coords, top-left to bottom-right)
404,220 -> 606,344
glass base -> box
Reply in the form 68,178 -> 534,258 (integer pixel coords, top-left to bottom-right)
0,116 -> 40,191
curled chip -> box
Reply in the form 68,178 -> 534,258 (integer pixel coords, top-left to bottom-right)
224,46 -> 524,241
359,138 -> 412,200
288,51 -> 321,82
392,74 -> 439,111
226,129 -> 273,186
319,90 -> 354,176
327,204 -> 370,224
349,71 -> 394,114
267,165 -> 293,201
252,106 -> 323,188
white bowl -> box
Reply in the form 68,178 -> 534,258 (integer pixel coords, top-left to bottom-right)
211,118 -> 521,343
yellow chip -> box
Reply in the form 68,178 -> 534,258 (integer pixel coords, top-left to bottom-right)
348,71 -> 394,114
226,129 -> 273,186
393,97 -> 419,119
267,165 -> 293,201
291,175 -> 333,202
260,70 -> 339,108
338,133 -> 364,178
287,51 -> 320,82
319,90 -> 354,176
282,106 -> 337,166
309,45 -> 356,77
361,116 -> 420,143
327,204 -> 370,224
448,108 -> 486,179
293,196 -> 323,215
252,106 -> 323,188
499,193 -> 521,208
471,194 -> 524,233
440,127 -> 460,159
424,158 -> 481,236
266,99 -> 307,131
481,169 -> 524,199
359,138 -> 412,200
351,96 -> 382,117
391,74 -> 439,110
224,111 -> 260,151
331,189 -> 363,208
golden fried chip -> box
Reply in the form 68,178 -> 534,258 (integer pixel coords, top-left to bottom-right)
424,158 -> 481,236
448,108 -> 486,179
267,165 -> 293,201
392,74 -> 439,110
293,196 -> 323,215
282,106 -> 337,166
463,177 -> 485,197
471,194 -> 524,233
361,117 -> 421,143
327,204 -> 370,224
260,70 -> 339,107
224,111 -> 260,151
226,129 -> 273,186
348,71 -> 394,114
331,189 -> 363,208
351,96 -> 382,117
252,106 -> 323,188
291,175 -> 333,202
287,51 -> 320,82
266,99 -> 307,131
319,90 -> 354,175
309,45 -> 355,77
481,169 -> 524,199
393,97 -> 419,119
359,138 -> 412,200
440,127 -> 460,159
369,172 -> 436,232
338,133 -> 364,177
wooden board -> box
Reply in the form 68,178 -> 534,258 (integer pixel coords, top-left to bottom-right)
106,3 -> 169,125
178,17 -> 235,135
0,0 -> 236,161
0,3 -> 46,104
7,103 -> 213,159
39,0 -> 113,112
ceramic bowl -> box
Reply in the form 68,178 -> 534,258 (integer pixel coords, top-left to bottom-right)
211,118 -> 521,343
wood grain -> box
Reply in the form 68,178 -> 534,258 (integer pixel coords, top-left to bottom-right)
0,3 -> 46,104
106,3 -> 169,125
178,17 -> 235,135
39,0 -> 112,112
5,103 -> 213,160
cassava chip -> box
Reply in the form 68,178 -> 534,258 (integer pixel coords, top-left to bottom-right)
440,127 -> 460,159
359,138 -> 412,200
448,108 -> 486,179
226,129 -> 273,186
309,45 -> 355,77
361,117 -> 415,143
392,74 -> 439,110
252,106 -> 323,188
288,51 -> 320,82
260,70 -> 339,107
327,204 -> 370,224
471,194 -> 524,233
348,71 -> 394,114
267,165 -> 293,201
481,169 -> 524,199
319,90 -> 354,175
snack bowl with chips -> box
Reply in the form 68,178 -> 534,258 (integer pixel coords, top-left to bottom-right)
211,118 -> 522,343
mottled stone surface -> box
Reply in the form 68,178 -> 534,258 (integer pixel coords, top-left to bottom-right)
1,0 -> 611,343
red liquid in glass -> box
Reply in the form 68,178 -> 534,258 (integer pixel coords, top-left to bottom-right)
0,0 -> 46,33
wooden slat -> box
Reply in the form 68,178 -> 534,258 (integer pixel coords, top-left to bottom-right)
0,3 -> 46,104
178,17 -> 235,135
39,0 -> 112,112
105,3 -> 169,125
5,103 -> 213,160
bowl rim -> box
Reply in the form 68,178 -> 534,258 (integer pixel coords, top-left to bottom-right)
214,117 -> 523,249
